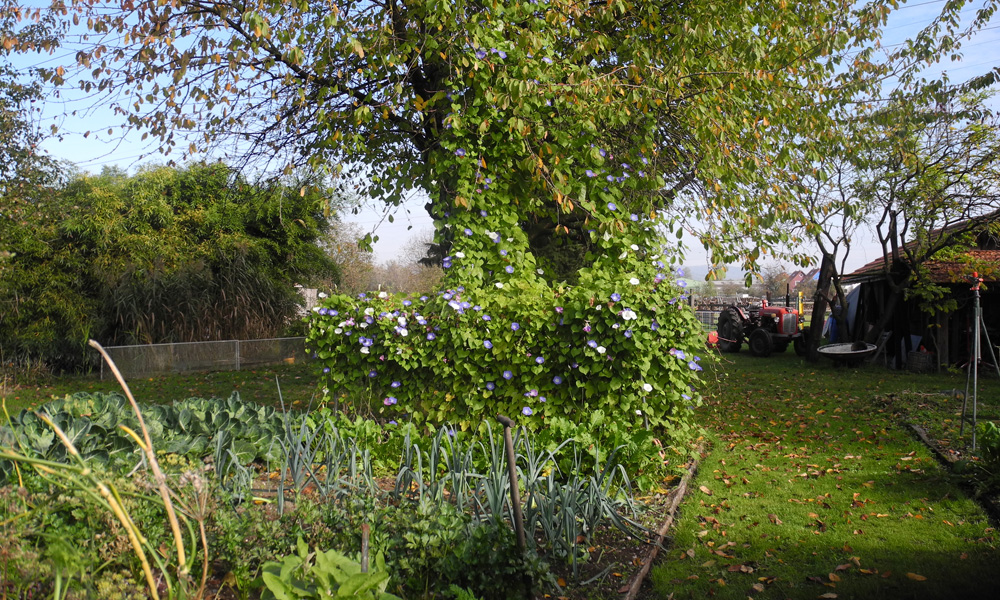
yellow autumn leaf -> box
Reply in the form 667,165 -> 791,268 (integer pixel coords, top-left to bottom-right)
906,573 -> 927,581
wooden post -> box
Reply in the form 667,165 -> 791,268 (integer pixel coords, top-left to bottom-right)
495,414 -> 526,552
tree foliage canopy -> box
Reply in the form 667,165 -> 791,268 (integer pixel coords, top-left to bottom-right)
1,162 -> 338,370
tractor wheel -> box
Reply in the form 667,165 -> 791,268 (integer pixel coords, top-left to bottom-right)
773,341 -> 789,353
717,308 -> 743,353
793,327 -> 810,357
748,328 -> 773,357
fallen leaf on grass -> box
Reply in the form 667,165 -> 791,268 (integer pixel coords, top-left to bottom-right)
819,594 -> 838,599
835,564 -> 852,571
700,485 -> 713,496
701,560 -> 716,568
907,573 -> 927,581
751,583 -> 765,593
828,573 -> 841,582
617,585 -> 630,594
768,513 -> 782,525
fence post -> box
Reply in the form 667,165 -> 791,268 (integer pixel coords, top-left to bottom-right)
235,340 -> 241,371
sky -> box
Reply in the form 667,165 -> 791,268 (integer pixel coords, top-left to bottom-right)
11,0 -> 1000,276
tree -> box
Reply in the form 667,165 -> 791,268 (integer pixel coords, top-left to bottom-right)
2,0 -> 907,277
1,162 -> 339,369
852,94 -> 1000,357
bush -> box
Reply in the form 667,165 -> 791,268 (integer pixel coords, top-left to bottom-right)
306,256 -> 707,442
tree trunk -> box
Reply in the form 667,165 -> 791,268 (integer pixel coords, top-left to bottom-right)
805,253 -> 836,362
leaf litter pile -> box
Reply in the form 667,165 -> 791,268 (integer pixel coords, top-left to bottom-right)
648,354 -> 1000,599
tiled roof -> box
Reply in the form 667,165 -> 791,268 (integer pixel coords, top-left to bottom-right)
843,249 -> 1000,284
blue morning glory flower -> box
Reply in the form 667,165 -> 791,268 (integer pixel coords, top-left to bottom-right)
539,396 -> 546,403
611,292 -> 621,302
486,382 -> 496,390
391,381 -> 401,388
464,228 -> 473,236
542,57 -> 553,64
503,370 -> 513,380
455,148 -> 466,157
630,213 -> 639,222
475,50 -> 486,59
599,148 -> 607,157
586,169 -> 596,177
484,340 -> 493,349
587,340 -> 598,348
511,322 -> 520,331
608,202 -> 617,211
402,300 -> 412,306
323,367 -> 331,373
553,375 -> 563,384
480,210 -> 488,217
535,356 -> 544,365
383,396 -> 397,406
624,329 -> 633,338
505,265 -> 514,274
688,361 -> 703,372
483,315 -> 492,321
522,406 -> 533,416
368,370 -> 378,378
500,249 -> 508,256
427,332 -> 436,340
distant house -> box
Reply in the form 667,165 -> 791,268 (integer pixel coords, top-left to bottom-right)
841,220 -> 1000,370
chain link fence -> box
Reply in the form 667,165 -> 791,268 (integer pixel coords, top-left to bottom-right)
99,337 -> 309,379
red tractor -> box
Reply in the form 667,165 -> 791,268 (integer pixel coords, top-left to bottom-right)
716,299 -> 807,357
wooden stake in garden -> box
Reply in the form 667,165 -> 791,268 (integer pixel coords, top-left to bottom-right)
496,414 -> 532,599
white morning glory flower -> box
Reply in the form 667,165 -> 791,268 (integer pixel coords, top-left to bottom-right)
360,347 -> 370,354
495,282 -> 504,289
364,307 -> 375,316
318,292 -> 328,298
378,291 -> 388,299
621,309 -> 638,320
312,306 -> 321,312
619,251 -> 628,259
455,251 -> 465,258
629,277 -> 640,285
596,345 -> 606,354
397,316 -> 407,326
642,383 -> 653,392
334,328 -> 343,334
630,244 -> 639,251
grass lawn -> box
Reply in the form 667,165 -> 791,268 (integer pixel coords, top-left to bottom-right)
649,352 -> 1000,599
1,361 -> 321,414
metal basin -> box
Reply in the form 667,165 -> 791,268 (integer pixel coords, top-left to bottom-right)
817,342 -> 877,366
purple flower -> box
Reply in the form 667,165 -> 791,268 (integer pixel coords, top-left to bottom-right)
522,406 -> 533,416
583,323 -> 591,333
553,375 -> 563,384
480,210 -> 488,217
610,292 -> 621,302
670,348 -> 686,360
624,329 -> 633,338
486,381 -> 496,390
599,148 -> 607,157
484,340 -> 493,349
586,169 -> 596,178
535,356 -> 545,365
475,50 -> 487,59
539,396 -> 546,403
511,322 -> 520,331
542,57 -> 553,64
500,249 -> 508,256
505,265 -> 514,274
651,320 -> 659,331
688,361 -> 702,372
482,315 -> 492,322
455,148 -> 466,157
503,370 -> 513,380
492,48 -> 507,59
426,332 -> 436,340
555,306 -> 563,313
464,228 -> 473,236
391,381 -> 401,388
368,370 -> 378,378
587,340 -> 598,349
630,213 -> 639,222
383,396 -> 397,406
607,202 -> 617,211
323,367 -> 331,373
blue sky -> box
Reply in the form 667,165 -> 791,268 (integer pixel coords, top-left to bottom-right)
11,0 -> 1000,272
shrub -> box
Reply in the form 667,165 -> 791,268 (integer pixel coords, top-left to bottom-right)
306,256 -> 706,441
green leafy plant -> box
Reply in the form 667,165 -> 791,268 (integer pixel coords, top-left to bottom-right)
261,537 -> 400,600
